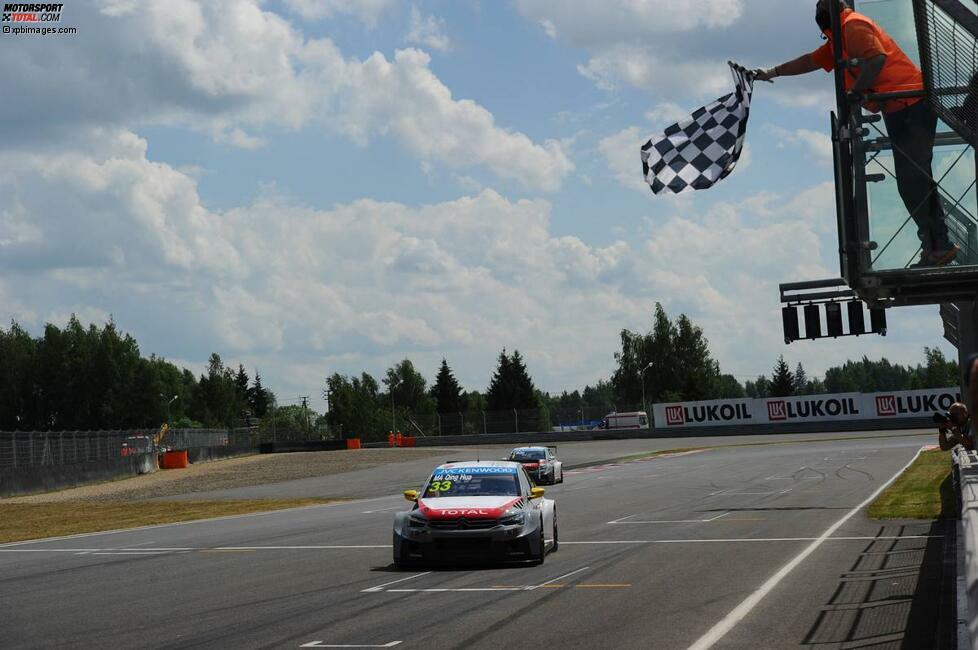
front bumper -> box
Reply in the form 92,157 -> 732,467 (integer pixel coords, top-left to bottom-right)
394,516 -> 542,564
525,466 -> 554,483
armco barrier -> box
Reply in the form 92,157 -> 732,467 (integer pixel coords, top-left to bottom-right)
955,449 -> 978,649
259,439 -> 349,453
359,415 -> 933,448
0,453 -> 156,498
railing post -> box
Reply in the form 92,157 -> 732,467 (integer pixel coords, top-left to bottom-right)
59,431 -> 64,465
482,410 -> 486,435
514,409 -> 518,434
11,434 -> 16,469
436,413 -> 441,436
29,432 -> 35,466
73,431 -> 78,463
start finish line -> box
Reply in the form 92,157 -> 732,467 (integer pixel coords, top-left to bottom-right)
653,387 -> 961,428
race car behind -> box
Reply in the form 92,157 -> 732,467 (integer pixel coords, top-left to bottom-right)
393,460 -> 557,568
507,446 -> 563,485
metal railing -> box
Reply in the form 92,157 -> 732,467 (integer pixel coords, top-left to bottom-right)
381,405 -> 644,439
0,428 -> 253,470
914,0 -> 978,148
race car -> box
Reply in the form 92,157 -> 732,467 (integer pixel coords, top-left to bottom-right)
393,460 -> 557,568
507,446 -> 563,485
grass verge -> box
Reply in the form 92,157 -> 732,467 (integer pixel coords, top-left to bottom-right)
868,449 -> 954,519
0,499 -> 342,544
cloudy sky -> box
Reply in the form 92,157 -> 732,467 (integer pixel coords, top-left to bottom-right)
0,0 -> 955,409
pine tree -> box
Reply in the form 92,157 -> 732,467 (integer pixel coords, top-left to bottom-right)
508,350 -> 538,410
770,356 -> 795,397
486,349 -> 514,410
431,359 -> 463,413
794,363 -> 809,395
250,372 -> 270,418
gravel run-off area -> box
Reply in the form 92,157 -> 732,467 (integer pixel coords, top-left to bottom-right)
5,448 -> 469,503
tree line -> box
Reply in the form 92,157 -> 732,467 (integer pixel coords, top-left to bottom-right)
0,317 -> 273,431
0,306 -> 963,433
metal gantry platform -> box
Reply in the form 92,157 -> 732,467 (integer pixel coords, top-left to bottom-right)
780,0 -> 978,390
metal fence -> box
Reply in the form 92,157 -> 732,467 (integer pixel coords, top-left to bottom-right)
392,405 -> 644,439
0,428 -> 255,470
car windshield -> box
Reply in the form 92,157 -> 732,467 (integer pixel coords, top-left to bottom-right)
423,468 -> 521,497
510,449 -> 545,461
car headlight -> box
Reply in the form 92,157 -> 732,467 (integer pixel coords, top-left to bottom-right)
498,509 -> 525,526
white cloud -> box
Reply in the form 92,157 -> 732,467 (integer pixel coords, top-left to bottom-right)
283,0 -> 394,26
2,130 -> 946,400
644,103 -> 689,128
598,126 -> 648,192
214,127 -> 267,150
768,126 -> 833,166
517,0 -> 841,113
406,5 -> 451,52
578,47 -> 731,97
515,0 -> 745,46
0,0 -> 571,192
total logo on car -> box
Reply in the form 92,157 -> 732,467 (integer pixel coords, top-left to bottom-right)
507,446 -> 563,485
392,461 -> 557,568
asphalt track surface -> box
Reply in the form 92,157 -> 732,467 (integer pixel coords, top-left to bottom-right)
1,431 -> 955,649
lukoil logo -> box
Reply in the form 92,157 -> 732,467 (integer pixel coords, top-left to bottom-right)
767,401 -> 787,421
665,406 -> 685,426
876,396 -> 896,416
874,391 -> 960,416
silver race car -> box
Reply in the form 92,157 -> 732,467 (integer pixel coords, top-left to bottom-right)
393,460 -> 557,568
508,446 -> 563,485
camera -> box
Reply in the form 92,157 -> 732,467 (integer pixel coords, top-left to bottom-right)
933,411 -> 953,425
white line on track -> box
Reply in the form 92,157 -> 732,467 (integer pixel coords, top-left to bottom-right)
608,512 -> 730,525
0,545 -> 389,553
361,572 -> 431,593
525,566 -> 590,591
0,497 -> 393,548
686,446 -> 926,650
0,536 -> 941,555
300,642 -> 401,648
561,535 -> 942,544
381,587 -> 529,594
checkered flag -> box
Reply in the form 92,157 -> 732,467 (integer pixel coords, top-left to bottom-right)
641,63 -> 755,195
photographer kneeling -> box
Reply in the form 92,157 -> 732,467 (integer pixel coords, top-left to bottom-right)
937,402 -> 973,451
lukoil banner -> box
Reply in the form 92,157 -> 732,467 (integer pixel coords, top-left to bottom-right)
653,398 -> 754,428
870,388 -> 962,417
651,387 -> 961,428
759,393 -> 862,423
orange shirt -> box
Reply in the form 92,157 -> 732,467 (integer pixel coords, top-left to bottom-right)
812,21 -> 885,67
810,10 -> 923,113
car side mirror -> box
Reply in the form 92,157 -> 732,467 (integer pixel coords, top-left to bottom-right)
530,487 -> 545,500
403,489 -> 419,502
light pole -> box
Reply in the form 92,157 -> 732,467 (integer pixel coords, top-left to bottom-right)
639,362 -> 654,425
161,394 -> 178,424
